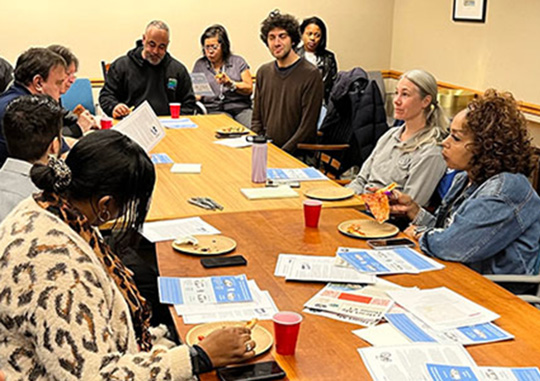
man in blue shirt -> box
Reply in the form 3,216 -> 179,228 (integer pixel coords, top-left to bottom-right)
0,48 -> 67,166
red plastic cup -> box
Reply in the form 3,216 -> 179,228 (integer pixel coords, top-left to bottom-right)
303,200 -> 322,228
169,103 -> 181,119
272,311 -> 303,355
100,116 -> 113,130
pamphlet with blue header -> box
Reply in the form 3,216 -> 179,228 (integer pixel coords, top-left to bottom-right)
267,167 -> 327,182
161,118 -> 198,129
385,312 -> 513,346
427,365 -> 540,381
158,275 -> 253,305
337,247 -> 444,275
151,153 -> 174,164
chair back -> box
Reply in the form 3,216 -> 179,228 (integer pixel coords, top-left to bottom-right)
101,61 -> 111,81
61,78 -> 95,115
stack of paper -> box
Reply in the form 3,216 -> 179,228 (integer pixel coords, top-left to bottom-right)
113,101 -> 165,152
359,343 -> 540,381
275,254 -> 376,284
158,275 -> 279,325
303,283 -> 394,326
337,246 -> 445,275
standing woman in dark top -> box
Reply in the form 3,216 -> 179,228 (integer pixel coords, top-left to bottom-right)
297,16 -> 338,104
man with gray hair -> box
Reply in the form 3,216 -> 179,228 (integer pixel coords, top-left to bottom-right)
100,20 -> 195,118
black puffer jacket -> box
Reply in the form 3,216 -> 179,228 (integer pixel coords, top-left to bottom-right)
99,40 -> 195,116
319,67 -> 388,175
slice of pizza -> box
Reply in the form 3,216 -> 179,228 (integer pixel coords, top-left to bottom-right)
359,192 -> 390,223
72,104 -> 86,117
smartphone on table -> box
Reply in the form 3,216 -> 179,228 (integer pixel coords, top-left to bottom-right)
367,238 -> 416,250
217,361 -> 286,381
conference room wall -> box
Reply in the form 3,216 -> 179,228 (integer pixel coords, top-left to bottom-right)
0,0 -> 394,79
391,0 -> 540,105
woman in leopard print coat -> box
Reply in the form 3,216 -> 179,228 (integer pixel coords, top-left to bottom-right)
0,130 -> 255,380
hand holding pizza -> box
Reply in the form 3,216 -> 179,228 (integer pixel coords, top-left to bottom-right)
389,190 -> 421,221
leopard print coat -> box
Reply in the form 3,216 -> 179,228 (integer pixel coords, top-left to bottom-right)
0,198 -> 193,380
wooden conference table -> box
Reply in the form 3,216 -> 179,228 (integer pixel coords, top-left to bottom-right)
156,208 -> 540,380
146,114 -> 362,222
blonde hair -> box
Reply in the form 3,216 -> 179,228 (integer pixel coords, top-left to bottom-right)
400,69 -> 449,152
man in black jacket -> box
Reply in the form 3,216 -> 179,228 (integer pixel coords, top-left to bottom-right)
99,20 -> 196,118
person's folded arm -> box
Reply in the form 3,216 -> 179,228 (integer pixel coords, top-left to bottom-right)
419,195 -> 521,264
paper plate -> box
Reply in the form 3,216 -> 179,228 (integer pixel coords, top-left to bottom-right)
172,235 -> 236,256
304,187 -> 355,201
338,219 -> 399,239
186,321 -> 273,356
216,126 -> 248,136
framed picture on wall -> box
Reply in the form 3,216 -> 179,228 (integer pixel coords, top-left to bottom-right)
453,0 -> 487,23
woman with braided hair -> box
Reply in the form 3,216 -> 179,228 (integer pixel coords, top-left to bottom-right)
0,130 -> 255,380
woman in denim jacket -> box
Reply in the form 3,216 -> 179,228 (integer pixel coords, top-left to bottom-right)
392,89 -> 540,281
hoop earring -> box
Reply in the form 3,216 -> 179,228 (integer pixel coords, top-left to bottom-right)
98,209 -> 111,223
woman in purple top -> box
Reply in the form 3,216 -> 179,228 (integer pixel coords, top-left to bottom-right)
192,25 -> 253,127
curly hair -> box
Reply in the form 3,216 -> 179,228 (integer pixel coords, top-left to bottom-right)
260,10 -> 300,48
465,89 -> 534,183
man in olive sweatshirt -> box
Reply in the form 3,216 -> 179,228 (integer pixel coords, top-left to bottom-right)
252,11 -> 323,154
99,20 -> 195,118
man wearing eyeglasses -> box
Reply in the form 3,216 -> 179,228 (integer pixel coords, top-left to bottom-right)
99,20 -> 196,118
252,11 -> 323,154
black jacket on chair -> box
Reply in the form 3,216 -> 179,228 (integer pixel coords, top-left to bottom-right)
319,67 -> 388,176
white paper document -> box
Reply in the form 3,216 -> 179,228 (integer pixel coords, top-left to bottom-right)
241,186 -> 299,200
337,246 -> 445,275
477,367 -> 540,381
141,217 -> 220,242
113,101 -> 165,152
387,287 -> 499,331
353,323 -> 411,347
358,343 -> 478,381
214,136 -> 252,148
170,163 -> 202,174
274,254 -> 375,284
385,311 -> 513,346
304,283 -> 394,326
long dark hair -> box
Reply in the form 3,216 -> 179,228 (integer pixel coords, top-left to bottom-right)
300,16 -> 328,55
31,130 -> 156,238
200,24 -> 232,61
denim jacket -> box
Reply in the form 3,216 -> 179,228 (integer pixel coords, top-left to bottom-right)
415,172 -> 540,275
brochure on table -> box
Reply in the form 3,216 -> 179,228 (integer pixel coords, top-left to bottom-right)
385,312 -> 513,346
160,118 -> 198,129
267,167 -> 327,182
358,343 -> 478,381
274,254 -> 376,284
303,283 -> 393,327
176,280 -> 279,324
158,275 -> 252,305
387,287 -> 499,331
337,247 -> 445,275
141,217 -> 220,243
113,101 -> 165,152
426,364 -> 540,381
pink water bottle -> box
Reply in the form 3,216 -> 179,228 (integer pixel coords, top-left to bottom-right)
248,135 -> 268,183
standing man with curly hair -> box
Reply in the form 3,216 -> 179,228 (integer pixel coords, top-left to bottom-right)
252,10 -> 323,155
